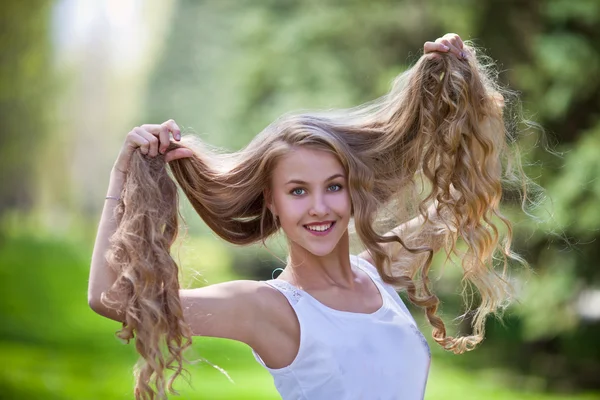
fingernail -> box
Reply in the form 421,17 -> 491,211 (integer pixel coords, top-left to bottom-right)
443,45 -> 450,51
176,133 -> 181,140
461,51 -> 467,59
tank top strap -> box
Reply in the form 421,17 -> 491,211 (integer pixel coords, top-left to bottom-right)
351,254 -> 382,283
264,279 -> 303,306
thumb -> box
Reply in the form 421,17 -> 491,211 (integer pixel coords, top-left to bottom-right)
165,148 -> 194,163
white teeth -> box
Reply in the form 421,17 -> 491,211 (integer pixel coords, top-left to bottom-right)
306,223 -> 332,232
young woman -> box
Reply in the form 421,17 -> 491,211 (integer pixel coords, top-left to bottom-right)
88,33 -> 526,400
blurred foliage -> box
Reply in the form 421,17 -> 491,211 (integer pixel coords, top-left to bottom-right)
1,0 -> 600,398
0,0 -> 55,213
144,0 -> 439,150
143,0 -> 600,392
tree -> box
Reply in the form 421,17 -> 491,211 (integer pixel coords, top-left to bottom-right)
0,0 -> 55,214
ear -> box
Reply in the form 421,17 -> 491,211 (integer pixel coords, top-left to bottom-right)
263,188 -> 277,216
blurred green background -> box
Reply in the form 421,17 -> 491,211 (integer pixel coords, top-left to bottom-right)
1,0 -> 599,399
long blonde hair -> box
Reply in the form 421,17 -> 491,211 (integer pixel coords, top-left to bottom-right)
104,44 -> 531,399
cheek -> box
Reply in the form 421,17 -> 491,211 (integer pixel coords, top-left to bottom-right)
338,193 -> 352,214
275,197 -> 301,222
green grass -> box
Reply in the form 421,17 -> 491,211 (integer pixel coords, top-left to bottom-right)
0,230 -> 598,399
2,337 -> 598,400
0,339 -> 279,400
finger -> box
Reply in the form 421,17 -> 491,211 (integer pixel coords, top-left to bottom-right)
162,119 -> 181,141
140,119 -> 181,141
443,33 -> 464,49
126,129 -> 151,155
424,41 -> 449,54
438,39 -> 463,59
444,33 -> 467,59
139,124 -> 170,155
439,38 -> 462,58
156,124 -> 170,154
126,130 -> 151,156
134,127 -> 159,157
454,34 -> 464,49
165,148 -> 194,163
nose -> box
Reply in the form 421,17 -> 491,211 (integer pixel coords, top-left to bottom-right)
309,192 -> 330,217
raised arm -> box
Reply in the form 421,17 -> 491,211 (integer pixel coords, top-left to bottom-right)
87,168 -> 129,321
88,180 -> 272,349
178,280 -> 274,344
88,177 -> 269,346
87,119 -> 187,319
87,121 -> 279,349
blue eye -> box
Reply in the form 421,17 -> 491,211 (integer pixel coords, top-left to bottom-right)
290,183 -> 342,196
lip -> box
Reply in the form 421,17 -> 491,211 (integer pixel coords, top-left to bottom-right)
303,221 -> 336,236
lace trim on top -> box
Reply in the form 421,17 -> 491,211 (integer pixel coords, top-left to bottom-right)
265,279 -> 302,306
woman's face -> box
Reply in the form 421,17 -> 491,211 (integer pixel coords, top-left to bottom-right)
267,147 -> 351,257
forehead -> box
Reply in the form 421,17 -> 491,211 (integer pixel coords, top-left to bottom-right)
272,147 -> 344,183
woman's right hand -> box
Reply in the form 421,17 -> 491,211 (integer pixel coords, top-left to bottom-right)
112,119 -> 194,175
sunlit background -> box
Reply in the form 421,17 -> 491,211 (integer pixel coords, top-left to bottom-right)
1,0 -> 600,399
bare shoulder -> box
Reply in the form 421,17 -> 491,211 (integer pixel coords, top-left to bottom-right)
356,250 -> 375,266
355,251 -> 385,279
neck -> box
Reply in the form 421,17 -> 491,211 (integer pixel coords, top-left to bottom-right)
281,230 -> 356,290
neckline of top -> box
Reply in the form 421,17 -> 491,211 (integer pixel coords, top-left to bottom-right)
270,255 -> 389,318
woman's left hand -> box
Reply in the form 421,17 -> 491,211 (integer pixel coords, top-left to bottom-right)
424,33 -> 467,59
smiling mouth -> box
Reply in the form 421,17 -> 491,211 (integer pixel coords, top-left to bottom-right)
303,222 -> 335,233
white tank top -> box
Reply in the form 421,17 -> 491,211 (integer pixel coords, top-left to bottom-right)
252,254 -> 431,400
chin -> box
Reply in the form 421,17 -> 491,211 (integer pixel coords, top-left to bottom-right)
307,248 -> 336,257
302,241 -> 342,257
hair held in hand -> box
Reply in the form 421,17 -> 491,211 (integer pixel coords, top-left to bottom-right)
104,44 -> 533,399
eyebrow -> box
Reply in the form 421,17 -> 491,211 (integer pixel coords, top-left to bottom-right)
285,173 -> 345,185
